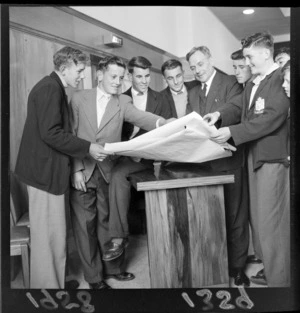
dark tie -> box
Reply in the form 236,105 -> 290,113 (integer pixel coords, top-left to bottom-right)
137,92 -> 144,96
199,83 -> 207,116
177,90 -> 184,95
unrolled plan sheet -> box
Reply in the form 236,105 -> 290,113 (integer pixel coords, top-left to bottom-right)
104,112 -> 233,163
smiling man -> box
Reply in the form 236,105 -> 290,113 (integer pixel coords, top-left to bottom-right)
186,46 -> 251,287
205,32 -> 290,287
160,59 -> 200,118
69,56 -> 170,289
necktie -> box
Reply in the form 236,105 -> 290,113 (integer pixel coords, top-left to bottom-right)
199,83 -> 207,116
137,92 -> 144,96
177,90 -> 184,95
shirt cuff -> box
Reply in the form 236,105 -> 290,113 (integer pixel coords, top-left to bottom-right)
156,119 -> 162,128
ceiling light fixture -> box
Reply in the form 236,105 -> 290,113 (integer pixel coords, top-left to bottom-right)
243,9 -> 255,15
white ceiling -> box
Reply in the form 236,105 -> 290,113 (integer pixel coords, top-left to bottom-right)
208,7 -> 290,41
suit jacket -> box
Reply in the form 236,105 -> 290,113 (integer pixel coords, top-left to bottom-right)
160,81 -> 200,118
220,68 -> 289,171
187,70 -> 244,171
15,72 -> 90,195
121,87 -> 172,141
71,88 -> 161,183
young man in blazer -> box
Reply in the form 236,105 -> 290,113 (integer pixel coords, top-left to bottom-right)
14,46 -> 107,289
186,45 -> 250,287
160,59 -> 200,118
102,56 -> 173,262
205,32 -> 290,287
70,56 -> 169,289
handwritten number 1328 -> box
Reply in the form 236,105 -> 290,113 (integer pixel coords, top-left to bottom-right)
26,289 -> 95,312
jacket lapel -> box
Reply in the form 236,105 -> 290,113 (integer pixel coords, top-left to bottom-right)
82,88 -> 98,133
97,95 -> 120,133
248,75 -> 270,110
146,88 -> 158,113
50,71 -> 68,104
166,87 -> 178,118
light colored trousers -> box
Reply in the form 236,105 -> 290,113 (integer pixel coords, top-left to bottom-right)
248,151 -> 290,287
27,185 -> 66,289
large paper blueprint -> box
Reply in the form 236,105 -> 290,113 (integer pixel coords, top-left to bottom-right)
104,112 -> 233,163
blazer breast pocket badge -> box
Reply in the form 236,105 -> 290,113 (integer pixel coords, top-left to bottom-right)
254,97 -> 265,114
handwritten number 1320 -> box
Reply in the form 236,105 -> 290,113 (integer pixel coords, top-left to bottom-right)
26,289 -> 95,312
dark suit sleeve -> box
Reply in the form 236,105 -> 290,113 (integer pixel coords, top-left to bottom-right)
157,92 -> 173,119
230,78 -> 289,146
35,83 -> 90,159
218,79 -> 243,127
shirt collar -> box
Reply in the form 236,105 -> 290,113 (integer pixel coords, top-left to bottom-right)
170,84 -> 187,95
55,71 -> 68,88
132,87 -> 148,96
252,63 -> 279,85
203,69 -> 216,90
97,87 -> 111,101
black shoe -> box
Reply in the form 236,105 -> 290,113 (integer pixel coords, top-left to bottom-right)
230,268 -> 250,287
246,254 -> 263,264
65,279 -> 79,289
104,272 -> 135,281
89,280 -> 112,289
250,269 -> 267,286
102,238 -> 129,261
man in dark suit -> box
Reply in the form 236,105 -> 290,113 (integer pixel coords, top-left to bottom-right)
70,56 -> 169,289
160,59 -> 200,118
186,45 -> 250,286
103,56 -> 173,261
205,32 -> 290,287
14,46 -> 108,289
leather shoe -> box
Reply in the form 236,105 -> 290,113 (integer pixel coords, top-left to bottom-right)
246,254 -> 263,264
104,272 -> 135,281
230,268 -> 250,287
65,279 -> 79,289
89,280 -> 112,289
103,239 -> 129,261
250,269 -> 267,286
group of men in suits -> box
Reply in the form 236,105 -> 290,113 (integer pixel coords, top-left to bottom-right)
15,30 -> 290,289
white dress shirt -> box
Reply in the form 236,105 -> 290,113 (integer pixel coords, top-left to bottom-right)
97,87 -> 111,128
202,69 -> 217,96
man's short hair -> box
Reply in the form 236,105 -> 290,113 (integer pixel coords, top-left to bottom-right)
231,49 -> 244,60
161,59 -> 183,75
186,46 -> 212,62
127,56 -> 152,74
241,31 -> 274,55
281,59 -> 290,75
274,47 -> 290,59
53,46 -> 89,70
98,56 -> 126,72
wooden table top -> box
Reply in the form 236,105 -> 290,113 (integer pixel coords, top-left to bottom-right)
129,162 -> 234,191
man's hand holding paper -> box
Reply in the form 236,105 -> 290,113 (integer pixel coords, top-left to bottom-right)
104,112 -> 235,163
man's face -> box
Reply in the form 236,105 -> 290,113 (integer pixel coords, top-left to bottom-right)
63,62 -> 85,88
275,53 -> 290,68
100,64 -> 125,95
188,50 -> 214,83
164,66 -> 184,92
282,70 -> 290,98
130,67 -> 151,93
232,59 -> 252,84
243,46 -> 269,76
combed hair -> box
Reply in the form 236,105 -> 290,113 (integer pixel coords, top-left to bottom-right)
231,49 -> 244,60
53,46 -> 89,70
98,56 -> 126,72
127,56 -> 152,74
186,46 -> 211,62
241,31 -> 274,55
161,59 -> 183,75
275,47 -> 290,58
